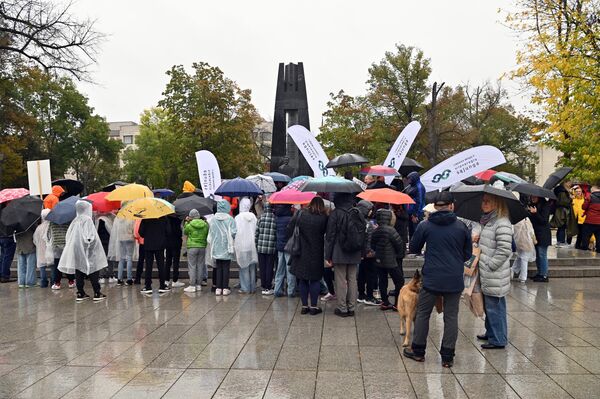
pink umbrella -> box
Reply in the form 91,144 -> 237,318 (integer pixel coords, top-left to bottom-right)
360,165 -> 400,177
269,189 -> 316,205
282,180 -> 308,191
0,188 -> 29,204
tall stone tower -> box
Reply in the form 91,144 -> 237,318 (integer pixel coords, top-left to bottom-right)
270,62 -> 312,177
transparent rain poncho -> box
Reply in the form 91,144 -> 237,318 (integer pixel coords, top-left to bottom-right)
233,198 -> 258,268
58,200 -> 108,275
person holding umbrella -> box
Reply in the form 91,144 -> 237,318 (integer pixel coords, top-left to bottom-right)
207,200 -> 237,295
581,184 -> 600,253
49,221 -> 73,289
255,202 -> 277,295
138,215 -> 171,294
527,196 -> 552,282
15,224 -> 37,288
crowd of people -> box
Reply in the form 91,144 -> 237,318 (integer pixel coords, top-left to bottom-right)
1,172 -> 599,368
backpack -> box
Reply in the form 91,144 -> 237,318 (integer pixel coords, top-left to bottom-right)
338,207 -> 366,252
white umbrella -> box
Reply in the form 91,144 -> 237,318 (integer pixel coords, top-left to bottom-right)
246,174 -> 277,193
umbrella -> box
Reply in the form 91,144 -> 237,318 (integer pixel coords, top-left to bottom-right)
0,188 -> 29,204
291,175 -> 312,183
474,170 -> 497,181
462,176 -> 484,185
174,196 -> 215,218
215,177 -> 263,197
46,196 -> 81,225
450,184 -> 528,224
268,190 -> 317,205
0,196 -> 43,235
543,167 -> 573,189
282,179 -> 311,192
493,172 -> 526,184
264,172 -> 291,183
326,153 -> 369,168
398,157 -> 424,176
360,165 -> 400,177
152,189 -> 175,198
106,183 -> 153,201
101,181 -> 129,192
85,192 -> 121,213
52,179 -> 84,196
507,182 -> 557,200
357,188 -> 415,205
246,174 -> 277,193
117,198 -> 175,220
300,176 -> 364,193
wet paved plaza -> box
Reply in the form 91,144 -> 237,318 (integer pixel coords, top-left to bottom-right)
1,278 -> 600,398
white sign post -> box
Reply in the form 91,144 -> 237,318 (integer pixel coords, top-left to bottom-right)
383,121 -> 421,184
27,159 -> 52,197
420,146 -> 506,192
287,125 -> 334,178
195,150 -> 222,198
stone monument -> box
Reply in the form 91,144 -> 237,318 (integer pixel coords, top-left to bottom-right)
270,62 -> 312,177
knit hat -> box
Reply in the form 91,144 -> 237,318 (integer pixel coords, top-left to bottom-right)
189,209 -> 200,219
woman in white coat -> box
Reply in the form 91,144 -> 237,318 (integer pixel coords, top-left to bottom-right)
58,200 -> 108,301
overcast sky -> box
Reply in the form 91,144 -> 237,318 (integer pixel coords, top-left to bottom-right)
73,0 -> 526,131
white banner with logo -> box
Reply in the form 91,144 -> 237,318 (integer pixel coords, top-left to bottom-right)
287,125 -> 334,178
421,146 -> 506,192
27,159 -> 52,196
383,121 -> 421,184
195,150 -> 222,197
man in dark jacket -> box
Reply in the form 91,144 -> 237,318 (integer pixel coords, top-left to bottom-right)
371,208 -> 405,310
404,171 -> 426,239
356,200 -> 379,306
165,215 -> 184,288
325,193 -> 362,317
139,216 -> 171,293
581,185 -> 600,252
527,196 -> 552,282
404,192 -> 472,368
273,204 -> 295,297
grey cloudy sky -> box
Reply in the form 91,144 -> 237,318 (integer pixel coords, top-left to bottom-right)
73,0 -> 525,130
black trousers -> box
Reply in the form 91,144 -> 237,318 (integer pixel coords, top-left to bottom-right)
357,257 -> 377,299
214,259 -> 231,289
53,257 -> 74,285
575,224 -> 584,249
258,252 -> 275,289
165,245 -> 181,282
145,249 -> 165,289
581,223 -> 600,252
75,270 -> 100,295
323,267 -> 335,295
298,279 -> 320,307
135,244 -> 145,282
377,262 -> 404,306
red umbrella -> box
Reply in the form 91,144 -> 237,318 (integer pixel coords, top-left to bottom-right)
360,165 -> 400,177
85,192 -> 121,213
474,170 -> 497,181
0,188 -> 29,204
268,189 -> 316,205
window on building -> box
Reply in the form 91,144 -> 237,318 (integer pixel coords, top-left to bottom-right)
123,135 -> 134,145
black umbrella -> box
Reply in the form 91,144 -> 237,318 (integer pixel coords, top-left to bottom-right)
325,153 -> 369,168
173,196 -> 215,218
101,181 -> 129,192
450,184 -> 528,224
46,196 -> 81,225
397,157 -> 423,176
543,167 -> 573,189
0,196 -> 43,236
52,179 -> 84,197
507,182 -> 557,200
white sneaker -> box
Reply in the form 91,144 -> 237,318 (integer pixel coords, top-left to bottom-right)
262,289 -> 274,295
108,277 -> 118,283
215,288 -> 222,296
171,281 -> 185,288
321,293 -> 335,302
51,283 -> 61,290
99,278 -> 106,284
195,285 -> 202,291
183,285 -> 196,293
222,288 -> 231,296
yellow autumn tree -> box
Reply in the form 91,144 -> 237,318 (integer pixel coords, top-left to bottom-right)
508,0 -> 600,182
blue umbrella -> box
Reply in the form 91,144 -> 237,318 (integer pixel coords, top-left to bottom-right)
291,175 -> 311,183
46,196 -> 83,225
264,172 -> 291,183
152,188 -> 175,198
215,177 -> 262,197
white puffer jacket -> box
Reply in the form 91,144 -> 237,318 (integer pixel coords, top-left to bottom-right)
478,215 -> 513,297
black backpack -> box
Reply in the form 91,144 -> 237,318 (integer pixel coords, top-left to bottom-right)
338,207 -> 366,252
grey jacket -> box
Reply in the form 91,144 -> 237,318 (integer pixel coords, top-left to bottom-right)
478,215 -> 513,297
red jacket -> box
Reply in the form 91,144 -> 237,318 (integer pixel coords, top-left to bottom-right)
583,191 -> 600,225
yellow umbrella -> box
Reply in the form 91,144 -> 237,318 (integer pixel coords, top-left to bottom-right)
117,198 -> 175,220
106,183 -> 153,201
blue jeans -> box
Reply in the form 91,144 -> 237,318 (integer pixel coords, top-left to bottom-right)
484,295 -> 508,346
0,238 -> 16,279
40,266 -> 48,287
117,240 -> 135,280
274,251 -> 295,296
557,226 -> 566,244
239,263 -> 257,293
535,245 -> 548,277
17,252 -> 37,286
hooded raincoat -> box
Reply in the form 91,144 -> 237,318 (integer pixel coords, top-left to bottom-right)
405,172 -> 426,219
33,209 -> 54,268
234,198 -> 258,268
58,201 -> 108,275
43,185 -> 65,210
207,200 -> 237,261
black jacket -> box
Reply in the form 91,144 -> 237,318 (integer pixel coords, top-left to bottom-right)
274,205 -> 293,252
139,217 -> 170,251
393,206 -> 409,244
367,180 -> 388,190
409,211 -> 472,293
288,210 -> 328,281
165,215 -> 183,249
528,199 -> 552,247
325,193 -> 361,264
371,209 -> 405,269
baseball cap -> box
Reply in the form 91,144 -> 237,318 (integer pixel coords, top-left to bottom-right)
434,191 -> 454,206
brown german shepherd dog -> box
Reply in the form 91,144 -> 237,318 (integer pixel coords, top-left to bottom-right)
398,269 -> 423,347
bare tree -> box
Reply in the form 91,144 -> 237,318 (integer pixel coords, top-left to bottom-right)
0,0 -> 103,80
